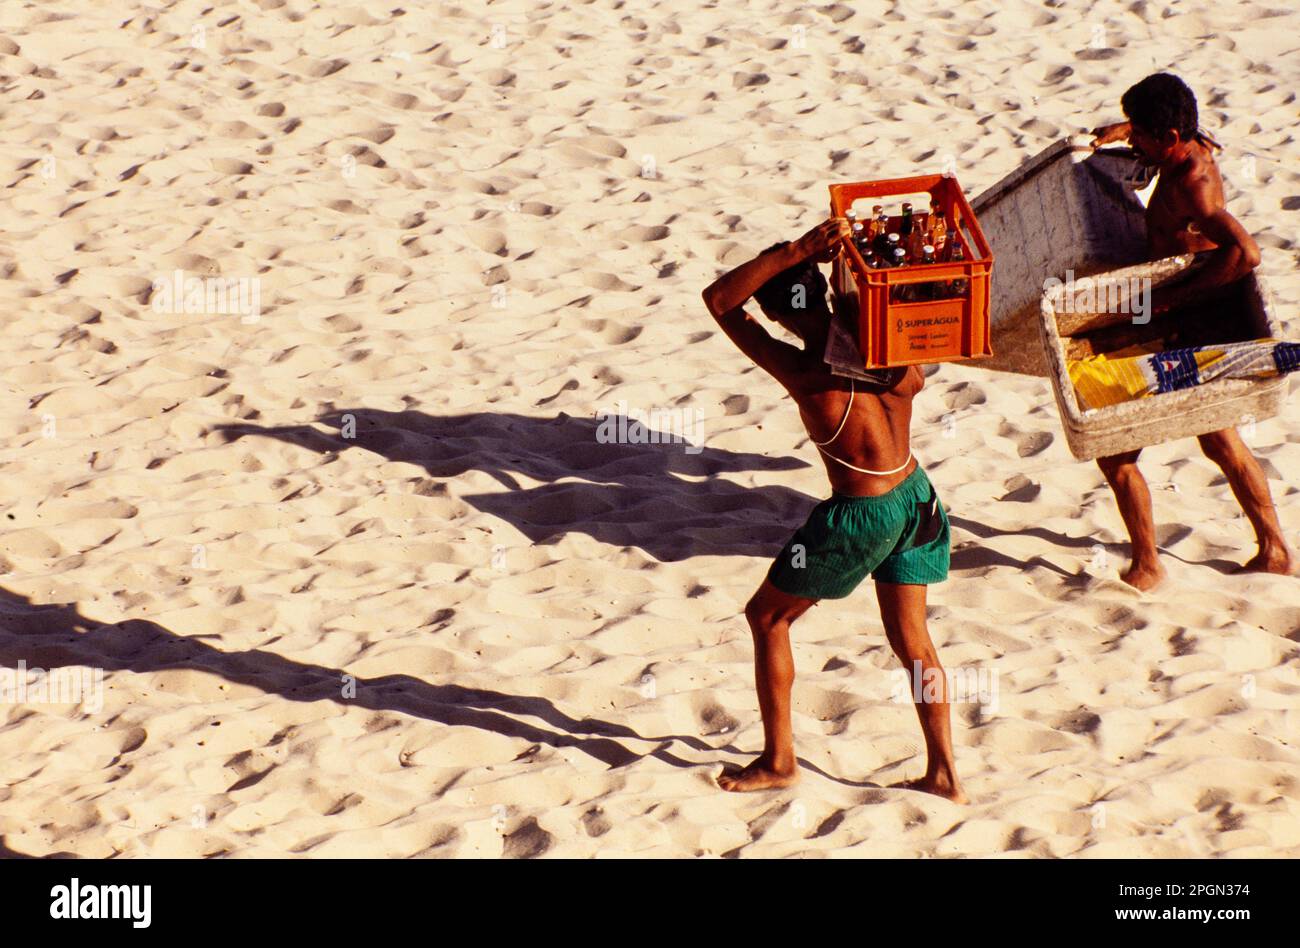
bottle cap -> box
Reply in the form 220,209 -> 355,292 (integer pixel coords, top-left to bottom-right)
902,202 -> 912,211
892,248 -> 905,260
887,233 -> 900,244
852,221 -> 864,233
923,244 -> 935,254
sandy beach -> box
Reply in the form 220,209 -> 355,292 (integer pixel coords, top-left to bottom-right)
0,1 -> 1298,857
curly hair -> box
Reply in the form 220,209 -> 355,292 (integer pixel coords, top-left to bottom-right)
752,241 -> 829,321
1121,72 -> 1199,142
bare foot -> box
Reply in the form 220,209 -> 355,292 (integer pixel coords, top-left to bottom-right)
1120,560 -> 1165,591
1237,545 -> 1295,576
897,773 -> 968,804
717,756 -> 799,792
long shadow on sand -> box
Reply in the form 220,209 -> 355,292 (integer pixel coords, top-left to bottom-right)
948,514 -> 1092,580
210,408 -> 1107,576
211,408 -> 819,562
0,589 -> 873,796
1,411 -> 1105,828
0,588 -> 717,770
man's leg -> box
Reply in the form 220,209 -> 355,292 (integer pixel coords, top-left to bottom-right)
875,581 -> 967,803
1096,449 -> 1165,590
1198,428 -> 1294,574
718,578 -> 817,792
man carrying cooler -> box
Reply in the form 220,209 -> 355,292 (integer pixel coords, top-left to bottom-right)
1090,72 -> 1293,589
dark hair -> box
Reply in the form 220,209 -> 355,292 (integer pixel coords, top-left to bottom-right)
752,241 -> 829,320
1121,72 -> 1198,141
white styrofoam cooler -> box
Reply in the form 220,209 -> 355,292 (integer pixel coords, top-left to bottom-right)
1040,258 -> 1286,460
970,135 -> 1148,377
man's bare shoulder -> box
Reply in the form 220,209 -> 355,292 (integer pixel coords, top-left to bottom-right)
1170,147 -> 1223,201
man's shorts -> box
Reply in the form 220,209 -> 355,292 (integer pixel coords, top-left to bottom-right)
766,463 -> 950,599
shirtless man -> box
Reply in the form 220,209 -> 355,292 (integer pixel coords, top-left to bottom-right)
1090,72 -> 1293,590
701,220 -> 965,802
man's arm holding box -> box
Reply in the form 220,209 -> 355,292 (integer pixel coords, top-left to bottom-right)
701,219 -> 846,314
701,243 -> 806,387
1149,181 -> 1261,319
700,219 -> 848,387
701,241 -> 802,319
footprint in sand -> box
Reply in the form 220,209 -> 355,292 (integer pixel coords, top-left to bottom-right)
480,68 -> 515,87
697,704 -> 740,737
583,271 -> 637,292
616,224 -> 670,242
289,56 -> 349,78
581,807 -> 611,838
211,158 -> 254,175
158,253 -> 222,276
722,394 -> 749,416
518,201 -> 556,216
999,474 -> 1041,502
106,727 -> 148,767
576,135 -> 627,158
462,225 -> 507,256
502,817 -> 553,859
997,422 -> 1054,458
601,324 -> 641,345
943,381 -> 987,411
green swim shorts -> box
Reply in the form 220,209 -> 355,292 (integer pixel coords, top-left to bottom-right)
766,463 -> 950,599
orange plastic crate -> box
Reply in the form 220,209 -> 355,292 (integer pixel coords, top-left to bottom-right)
829,174 -> 994,368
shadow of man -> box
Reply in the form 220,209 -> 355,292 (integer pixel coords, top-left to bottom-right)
210,407 -> 819,562
0,588 -> 731,772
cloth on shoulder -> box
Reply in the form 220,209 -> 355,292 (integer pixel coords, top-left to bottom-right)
822,304 -> 907,387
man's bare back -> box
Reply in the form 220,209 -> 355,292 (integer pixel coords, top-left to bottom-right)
792,364 -> 924,497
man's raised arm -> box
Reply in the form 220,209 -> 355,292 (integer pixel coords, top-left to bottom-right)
701,242 -> 800,317
701,218 -> 847,316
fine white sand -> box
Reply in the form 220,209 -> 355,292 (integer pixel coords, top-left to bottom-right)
0,1 -> 1297,857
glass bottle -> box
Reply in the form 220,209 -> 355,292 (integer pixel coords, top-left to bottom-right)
890,246 -> 910,302
949,244 -> 967,294
927,201 -> 946,254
